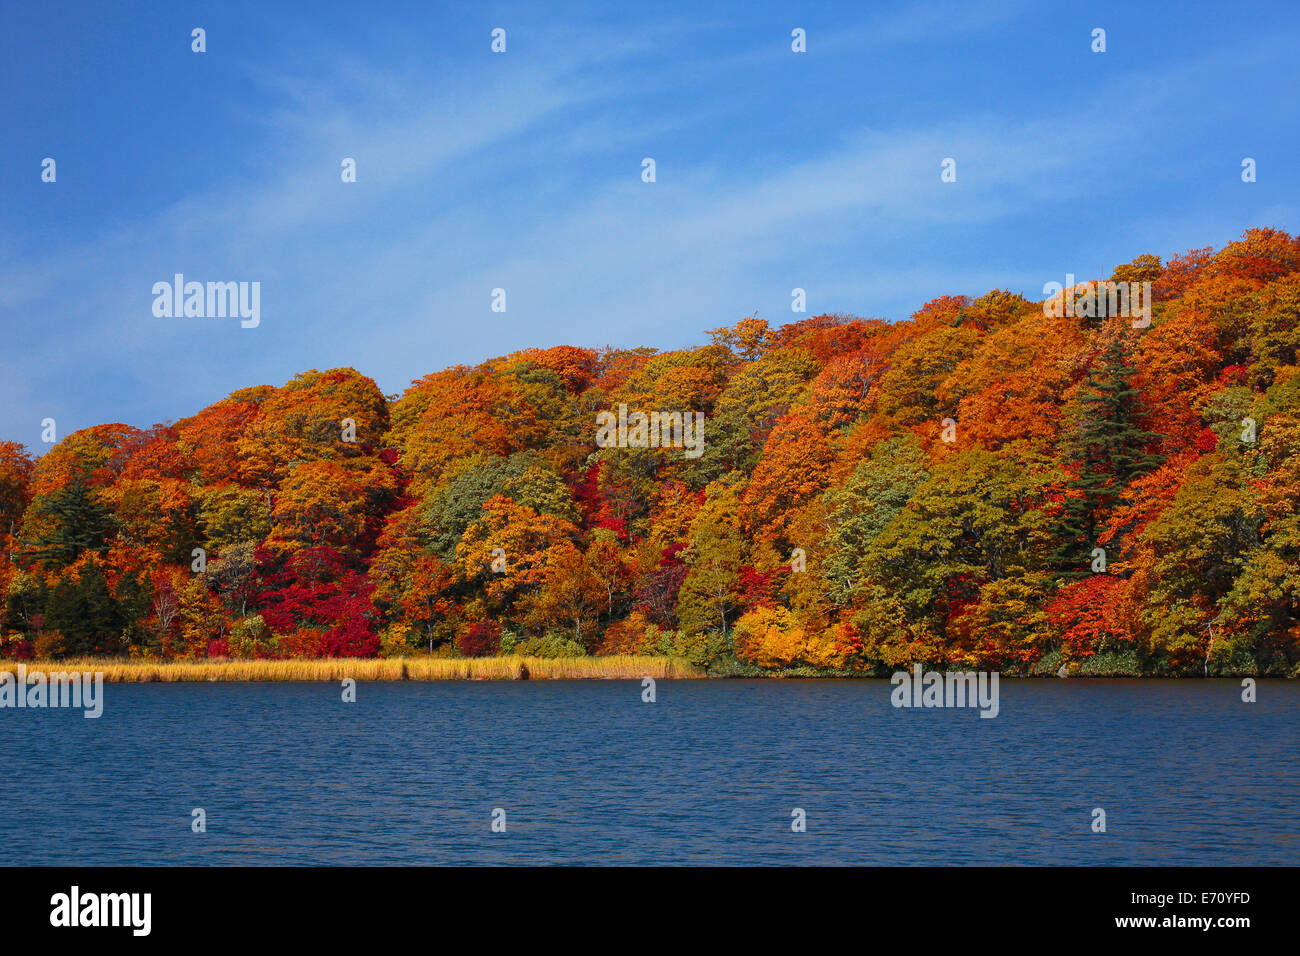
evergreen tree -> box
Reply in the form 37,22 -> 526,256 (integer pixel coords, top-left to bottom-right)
114,570 -> 155,650
41,575 -> 83,652
44,564 -> 123,655
79,563 -> 123,653
1053,337 -> 1163,575
24,479 -> 114,570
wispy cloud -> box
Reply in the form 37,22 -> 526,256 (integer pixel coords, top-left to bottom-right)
1,4 -> 1295,451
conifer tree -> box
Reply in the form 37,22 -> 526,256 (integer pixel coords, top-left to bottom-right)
44,564 -> 123,655
24,479 -> 114,570
115,571 -> 154,650
1053,337 -> 1163,575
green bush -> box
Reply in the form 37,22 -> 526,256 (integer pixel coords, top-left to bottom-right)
642,624 -> 732,668
510,631 -> 587,658
1033,648 -> 1064,676
229,615 -> 277,659
1075,648 -> 1142,677
1207,632 -> 1261,676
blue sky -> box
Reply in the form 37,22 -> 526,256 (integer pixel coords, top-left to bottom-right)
2,0 -> 1297,451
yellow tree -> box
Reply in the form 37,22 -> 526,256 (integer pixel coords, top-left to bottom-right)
268,460 -> 371,554
239,368 -> 390,487
454,494 -> 581,625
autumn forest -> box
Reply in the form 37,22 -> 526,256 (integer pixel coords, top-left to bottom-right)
3,228 -> 1298,677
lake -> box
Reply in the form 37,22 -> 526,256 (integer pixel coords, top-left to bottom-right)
1,679 -> 1295,865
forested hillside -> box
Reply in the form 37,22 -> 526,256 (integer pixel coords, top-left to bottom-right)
3,228 -> 1298,675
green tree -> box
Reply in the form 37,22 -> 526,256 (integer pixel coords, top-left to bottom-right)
1053,337 -> 1163,575
44,564 -> 123,655
821,435 -> 929,606
863,450 -> 1058,642
4,571 -> 48,638
199,486 -> 272,552
422,452 -> 574,560
115,571 -> 155,652
676,404 -> 760,489
22,479 -> 115,570
676,481 -> 745,641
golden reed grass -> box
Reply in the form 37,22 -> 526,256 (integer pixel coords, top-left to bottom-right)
0,656 -> 704,682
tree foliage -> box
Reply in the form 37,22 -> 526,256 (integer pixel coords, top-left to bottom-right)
3,230 -> 1298,674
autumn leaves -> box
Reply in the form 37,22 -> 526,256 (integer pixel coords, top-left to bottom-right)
1,228 -> 1298,673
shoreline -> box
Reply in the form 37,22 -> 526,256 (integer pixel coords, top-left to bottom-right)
0,656 -> 704,682
0,658 -> 1285,681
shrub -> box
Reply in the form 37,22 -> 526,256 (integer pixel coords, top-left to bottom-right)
229,615 -> 277,658
732,606 -> 844,670
0,633 -> 34,660
1075,648 -> 1143,677
378,624 -> 419,658
510,631 -> 586,658
648,623 -> 731,668
597,612 -> 654,655
456,620 -> 502,657
33,630 -> 68,660
1206,632 -> 1261,676
277,627 -> 328,657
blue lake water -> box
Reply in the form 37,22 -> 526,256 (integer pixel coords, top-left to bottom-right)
1,679 -> 1295,865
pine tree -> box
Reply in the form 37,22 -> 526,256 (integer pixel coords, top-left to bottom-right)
1053,338 -> 1163,576
25,479 -> 114,569
42,575 -> 83,652
43,564 -> 123,655
79,563 -> 123,653
115,570 -> 156,649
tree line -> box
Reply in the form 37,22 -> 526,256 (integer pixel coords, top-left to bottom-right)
2,228 -> 1297,675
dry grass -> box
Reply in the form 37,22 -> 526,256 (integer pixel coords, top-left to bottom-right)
1,656 -> 704,682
